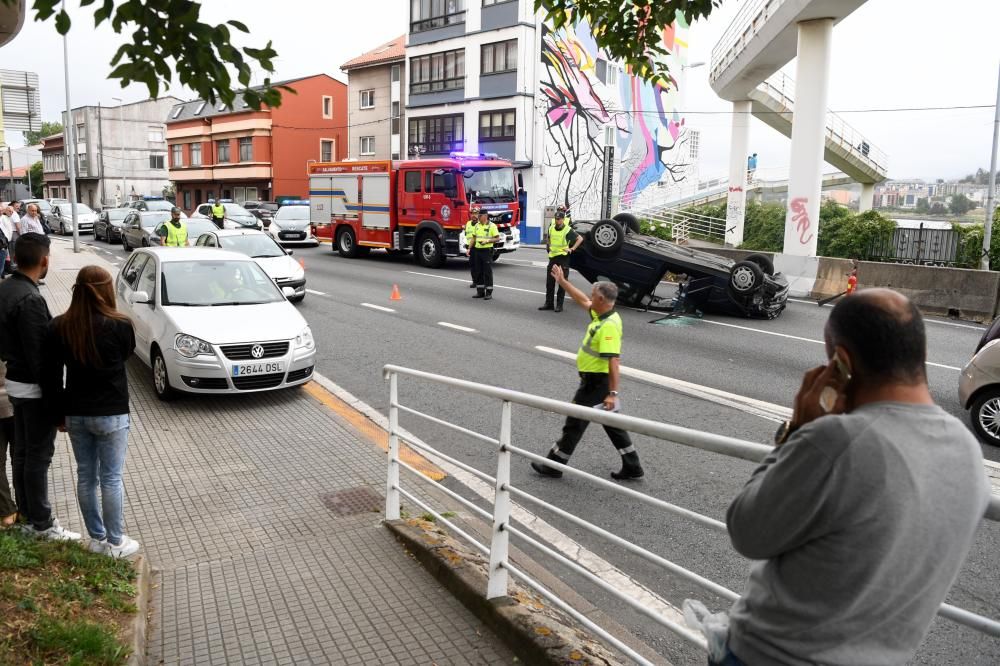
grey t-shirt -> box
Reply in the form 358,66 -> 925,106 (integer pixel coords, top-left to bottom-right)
727,402 -> 989,666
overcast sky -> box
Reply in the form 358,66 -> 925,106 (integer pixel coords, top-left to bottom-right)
1,0 -> 996,181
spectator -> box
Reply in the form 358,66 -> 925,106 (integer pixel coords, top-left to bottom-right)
718,289 -> 989,666
18,203 -> 45,236
0,205 -> 13,278
0,233 -> 80,541
9,201 -> 21,234
43,266 -> 139,558
0,360 -> 16,526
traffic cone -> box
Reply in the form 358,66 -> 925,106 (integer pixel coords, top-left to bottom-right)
390,284 -> 402,301
298,258 -> 305,269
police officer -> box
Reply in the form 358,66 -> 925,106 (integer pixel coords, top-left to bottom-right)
539,207 -> 582,312
465,208 -> 478,289
156,207 -> 189,247
531,266 -> 644,480
470,208 -> 500,300
210,200 -> 226,229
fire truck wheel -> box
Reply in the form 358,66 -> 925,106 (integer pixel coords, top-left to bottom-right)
337,228 -> 361,258
416,231 -> 445,268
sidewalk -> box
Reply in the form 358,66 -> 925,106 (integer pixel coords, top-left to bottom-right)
40,239 -> 515,665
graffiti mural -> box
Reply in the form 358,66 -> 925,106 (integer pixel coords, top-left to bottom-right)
539,15 -> 691,218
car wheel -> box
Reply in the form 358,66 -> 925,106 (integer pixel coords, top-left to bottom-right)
122,236 -> 131,252
290,294 -> 305,303
971,388 -> 1000,446
337,228 -> 360,258
613,212 -> 642,234
587,219 -> 625,259
492,250 -> 501,263
728,260 -> 765,298
142,237 -> 149,247
59,222 -> 66,236
415,231 -> 445,268
743,253 -> 775,276
152,349 -> 176,401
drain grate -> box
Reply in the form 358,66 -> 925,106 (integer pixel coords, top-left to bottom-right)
320,486 -> 383,516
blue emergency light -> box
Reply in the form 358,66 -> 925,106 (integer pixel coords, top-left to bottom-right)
142,195 -> 165,200
450,151 -> 499,160
282,200 -> 310,206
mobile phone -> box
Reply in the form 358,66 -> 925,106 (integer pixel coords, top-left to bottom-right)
819,353 -> 851,413
832,352 -> 852,383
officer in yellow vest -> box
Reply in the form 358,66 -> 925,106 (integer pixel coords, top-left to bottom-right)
531,267 -> 644,480
539,207 -> 582,312
210,201 -> 226,229
156,207 -> 189,247
470,208 -> 500,300
465,209 -> 478,289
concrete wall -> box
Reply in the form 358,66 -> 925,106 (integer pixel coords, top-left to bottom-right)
347,64 -> 394,160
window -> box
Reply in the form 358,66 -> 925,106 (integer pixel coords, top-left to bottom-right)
171,106 -> 183,119
360,136 -> 375,155
149,154 -> 165,169
411,0 -> 465,32
171,144 -> 183,167
432,171 -> 458,198
360,90 -> 375,109
404,171 -> 422,192
321,139 -> 334,162
76,123 -> 86,142
410,49 -> 465,94
607,64 -> 619,86
148,127 -> 164,142
78,153 -> 88,172
604,126 -> 615,147
483,0 -> 514,4
234,187 -> 246,203
391,65 -> 400,82
246,186 -> 258,201
481,40 -> 517,74
479,110 -> 515,140
595,58 -> 607,84
122,255 -> 147,288
408,114 -> 464,155
238,137 -> 253,162
193,101 -> 206,115
391,102 -> 401,135
183,190 -> 192,210
322,96 -> 333,118
217,140 -> 230,163
688,129 -> 700,160
137,255 -> 157,297
190,143 -> 202,166
392,152 -> 400,160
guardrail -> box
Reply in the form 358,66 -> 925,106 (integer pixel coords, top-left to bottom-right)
710,0 -> 785,83
382,364 -> 1000,664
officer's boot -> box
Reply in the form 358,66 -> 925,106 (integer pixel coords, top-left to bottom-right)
484,288 -> 493,301
530,447 -> 568,478
611,447 -> 644,481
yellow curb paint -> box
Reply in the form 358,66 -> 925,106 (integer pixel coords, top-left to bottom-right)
302,381 -> 447,482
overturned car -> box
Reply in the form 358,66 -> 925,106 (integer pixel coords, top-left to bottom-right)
568,215 -> 789,319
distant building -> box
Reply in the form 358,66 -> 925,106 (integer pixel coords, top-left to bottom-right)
342,36 -> 406,160
166,75 -> 347,211
0,165 -> 31,201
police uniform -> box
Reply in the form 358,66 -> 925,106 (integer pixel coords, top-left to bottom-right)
211,202 -> 225,229
465,215 -> 477,288
532,307 -> 643,479
540,216 -> 579,311
470,214 -> 500,300
158,219 -> 188,247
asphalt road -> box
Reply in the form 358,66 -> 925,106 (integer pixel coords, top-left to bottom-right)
78,233 -> 1000,664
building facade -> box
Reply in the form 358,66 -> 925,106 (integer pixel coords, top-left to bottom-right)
342,36 -> 406,160
41,98 -> 181,208
166,75 -> 347,211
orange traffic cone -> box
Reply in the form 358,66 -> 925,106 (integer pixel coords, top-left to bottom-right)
390,284 -> 402,301
298,258 -> 305,269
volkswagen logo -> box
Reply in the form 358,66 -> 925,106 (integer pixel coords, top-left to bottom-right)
250,344 -> 265,359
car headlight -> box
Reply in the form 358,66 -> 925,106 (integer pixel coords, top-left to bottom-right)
175,333 -> 213,357
295,326 -> 314,350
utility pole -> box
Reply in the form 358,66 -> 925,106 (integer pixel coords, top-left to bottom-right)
97,103 -> 107,207
62,3 -> 80,253
984,60 -> 1000,271
113,97 -> 126,205
6,146 -> 14,201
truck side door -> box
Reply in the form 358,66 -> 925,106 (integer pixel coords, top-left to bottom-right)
397,169 -> 425,226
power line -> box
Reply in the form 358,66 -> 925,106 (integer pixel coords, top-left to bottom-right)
604,104 -> 993,116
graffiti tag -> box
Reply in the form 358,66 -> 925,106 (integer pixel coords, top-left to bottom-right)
728,186 -> 743,193
789,197 -> 814,245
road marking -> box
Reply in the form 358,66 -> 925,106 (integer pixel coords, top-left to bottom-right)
406,270 -> 546,295
693,318 -> 962,371
438,322 -> 476,333
361,302 -> 396,313
305,288 -> 327,296
788,298 -> 986,330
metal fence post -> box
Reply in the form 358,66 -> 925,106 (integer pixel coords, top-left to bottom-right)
386,372 -> 401,520
487,400 -> 512,599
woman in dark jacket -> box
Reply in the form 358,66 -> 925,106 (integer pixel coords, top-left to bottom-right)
43,265 -> 138,558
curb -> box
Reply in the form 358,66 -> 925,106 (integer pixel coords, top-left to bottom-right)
386,518 -> 624,666
126,554 -> 151,666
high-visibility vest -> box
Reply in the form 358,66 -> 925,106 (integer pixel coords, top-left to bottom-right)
576,310 -> 623,374
211,203 -> 225,219
465,220 -> 475,244
548,222 -> 572,258
164,221 -> 188,247
472,221 -> 499,249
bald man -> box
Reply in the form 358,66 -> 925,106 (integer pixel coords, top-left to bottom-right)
716,290 -> 989,666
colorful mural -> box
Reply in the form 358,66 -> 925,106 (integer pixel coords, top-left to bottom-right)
539,15 -> 691,218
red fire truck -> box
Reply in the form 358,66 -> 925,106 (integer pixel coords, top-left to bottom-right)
308,154 -> 521,267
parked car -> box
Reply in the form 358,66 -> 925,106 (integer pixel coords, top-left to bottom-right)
568,214 -> 789,319
265,202 -> 317,247
17,198 -> 53,227
128,197 -> 175,212
121,210 -> 189,251
191,202 -> 261,230
242,201 -> 279,224
94,207 -> 132,243
960,326 -> 1000,446
49,202 -> 98,235
115,247 -> 316,399
194,229 -> 306,302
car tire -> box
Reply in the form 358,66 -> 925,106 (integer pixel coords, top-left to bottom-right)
142,237 -> 149,247
613,212 -> 642,234
971,388 -> 1000,446
728,260 -> 765,298
587,219 -> 625,259
152,349 -> 176,402
743,253 -> 775,276
415,231 -> 445,268
290,294 -> 305,303
492,250 -> 502,263
122,235 -> 131,252
337,228 -> 362,258
59,222 -> 66,236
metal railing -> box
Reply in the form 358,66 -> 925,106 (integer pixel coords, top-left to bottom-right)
382,365 -> 1000,664
710,0 -> 785,83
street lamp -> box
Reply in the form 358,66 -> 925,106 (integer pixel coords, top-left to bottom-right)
112,96 -> 126,206
681,61 -> 706,71
61,0 -> 80,253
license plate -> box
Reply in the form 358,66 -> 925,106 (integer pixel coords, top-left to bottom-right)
232,361 -> 284,377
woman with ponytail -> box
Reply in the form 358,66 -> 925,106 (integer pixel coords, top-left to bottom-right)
42,265 -> 138,558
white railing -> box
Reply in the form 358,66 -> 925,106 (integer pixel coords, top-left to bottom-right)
382,365 -> 1000,664
710,0 -> 786,83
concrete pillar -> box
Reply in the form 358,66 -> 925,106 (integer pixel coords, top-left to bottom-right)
859,182 -> 875,212
783,18 -> 834,257
725,100 -> 752,247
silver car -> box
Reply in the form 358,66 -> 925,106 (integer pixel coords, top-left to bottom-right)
50,202 -> 98,235
121,210 -> 188,251
959,326 -> 1000,445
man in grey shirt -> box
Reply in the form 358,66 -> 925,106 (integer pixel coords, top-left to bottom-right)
720,289 -> 989,666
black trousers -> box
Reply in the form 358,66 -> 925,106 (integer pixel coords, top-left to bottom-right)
0,416 -> 15,517
10,397 -> 56,530
471,248 -> 493,295
544,255 -> 571,307
555,373 -> 634,458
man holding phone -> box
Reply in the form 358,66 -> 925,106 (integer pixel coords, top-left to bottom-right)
716,289 -> 989,666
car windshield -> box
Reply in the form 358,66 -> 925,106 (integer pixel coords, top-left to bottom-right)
73,203 -> 95,214
259,203 -> 279,212
108,209 -> 130,221
220,234 -> 284,258
144,200 -> 174,211
275,206 -> 309,220
185,219 -> 217,237
30,200 -> 52,212
140,212 -> 172,229
223,204 -> 258,226
161,260 -> 284,306
464,167 -> 516,204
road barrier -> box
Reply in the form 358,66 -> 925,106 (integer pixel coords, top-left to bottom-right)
382,364 -> 1000,664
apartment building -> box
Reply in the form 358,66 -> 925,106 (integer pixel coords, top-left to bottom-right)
342,36 -> 406,160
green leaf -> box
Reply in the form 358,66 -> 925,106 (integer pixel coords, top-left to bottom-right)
227,19 -> 248,33
54,8 -> 71,34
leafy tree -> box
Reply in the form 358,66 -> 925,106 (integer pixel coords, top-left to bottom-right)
819,210 -> 895,260
0,0 -> 286,109
29,161 -> 43,198
915,198 -> 929,213
950,193 -> 973,215
23,121 -> 63,146
930,202 -> 948,215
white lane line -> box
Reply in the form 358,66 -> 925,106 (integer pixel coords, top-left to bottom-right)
536,346 -> 790,423
788,297 -> 986,330
438,321 -> 477,333
406,270 -> 546,295
693,318 -> 962,372
309,371 -> 692,636
361,302 -> 396,313
305,288 -> 327,296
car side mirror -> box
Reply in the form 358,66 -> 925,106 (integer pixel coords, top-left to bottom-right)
129,290 -> 151,305
281,286 -> 295,299
286,249 -> 293,256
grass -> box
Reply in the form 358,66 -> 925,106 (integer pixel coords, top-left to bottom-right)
0,529 -> 137,665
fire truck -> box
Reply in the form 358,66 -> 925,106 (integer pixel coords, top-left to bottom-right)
308,153 -> 521,267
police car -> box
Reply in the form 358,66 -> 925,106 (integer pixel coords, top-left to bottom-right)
191,200 -> 262,230
265,200 -> 318,247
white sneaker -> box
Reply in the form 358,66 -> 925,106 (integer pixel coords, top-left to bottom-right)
88,538 -> 109,554
107,536 -> 140,559
33,519 -> 81,542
